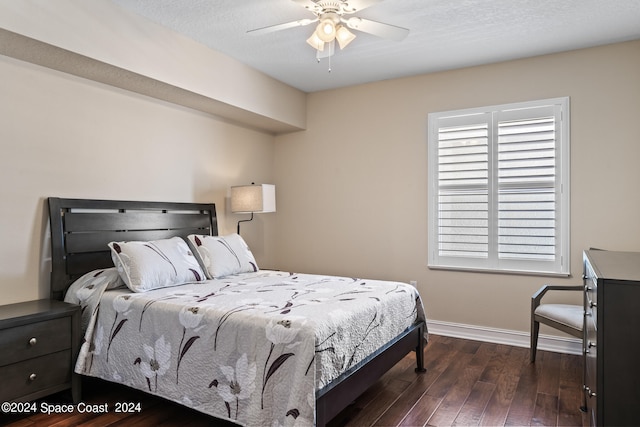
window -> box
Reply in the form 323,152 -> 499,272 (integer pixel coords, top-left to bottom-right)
427,97 -> 570,275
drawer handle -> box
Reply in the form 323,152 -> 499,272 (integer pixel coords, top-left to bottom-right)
29,373 -> 37,381
29,337 -> 37,346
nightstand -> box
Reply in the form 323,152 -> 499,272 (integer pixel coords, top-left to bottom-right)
0,299 -> 80,403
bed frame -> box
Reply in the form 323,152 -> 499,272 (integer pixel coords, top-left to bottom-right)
48,197 -> 426,426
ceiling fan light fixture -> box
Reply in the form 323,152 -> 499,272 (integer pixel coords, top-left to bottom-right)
316,19 -> 336,42
336,25 -> 356,49
248,1 -> 410,61
306,31 -> 325,51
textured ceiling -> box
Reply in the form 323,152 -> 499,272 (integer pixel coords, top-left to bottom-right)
110,0 -> 640,93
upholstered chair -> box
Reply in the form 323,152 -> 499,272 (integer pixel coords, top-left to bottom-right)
530,284 -> 584,362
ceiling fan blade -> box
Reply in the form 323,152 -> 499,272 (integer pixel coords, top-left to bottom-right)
247,18 -> 317,35
344,17 -> 409,41
290,0 -> 322,13
342,0 -> 385,13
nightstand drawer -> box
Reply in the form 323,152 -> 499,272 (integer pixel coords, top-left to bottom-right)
0,317 -> 71,366
0,350 -> 72,402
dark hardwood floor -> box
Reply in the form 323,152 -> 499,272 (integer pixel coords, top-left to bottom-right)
1,335 -> 587,427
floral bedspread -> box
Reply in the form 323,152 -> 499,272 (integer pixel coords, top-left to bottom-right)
66,270 -> 427,426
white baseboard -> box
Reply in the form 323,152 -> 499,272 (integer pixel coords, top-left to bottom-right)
426,319 -> 582,356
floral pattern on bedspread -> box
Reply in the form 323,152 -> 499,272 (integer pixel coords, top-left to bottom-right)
67,271 -> 427,426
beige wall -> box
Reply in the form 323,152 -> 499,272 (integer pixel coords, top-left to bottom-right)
2,24 -> 639,339
0,55 -> 277,304
0,0 -> 307,134
274,40 -> 640,334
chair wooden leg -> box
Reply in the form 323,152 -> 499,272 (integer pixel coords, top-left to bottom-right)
530,319 -> 540,363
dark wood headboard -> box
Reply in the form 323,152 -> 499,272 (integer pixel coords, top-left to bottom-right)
48,197 -> 217,300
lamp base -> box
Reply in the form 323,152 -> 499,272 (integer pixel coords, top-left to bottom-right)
236,212 -> 254,234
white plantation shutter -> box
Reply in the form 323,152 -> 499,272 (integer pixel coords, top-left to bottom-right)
428,98 -> 570,275
436,115 -> 490,260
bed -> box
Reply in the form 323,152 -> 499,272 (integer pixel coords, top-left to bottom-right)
48,197 -> 427,426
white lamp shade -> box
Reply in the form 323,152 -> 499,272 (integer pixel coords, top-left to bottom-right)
316,19 -> 336,43
306,31 -> 325,51
336,25 -> 356,49
231,184 -> 276,213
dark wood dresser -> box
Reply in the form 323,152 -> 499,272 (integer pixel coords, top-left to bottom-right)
583,250 -> 640,427
0,299 -> 80,403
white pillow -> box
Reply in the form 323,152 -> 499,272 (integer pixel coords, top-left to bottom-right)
65,267 -> 124,297
64,268 -> 125,331
187,234 -> 258,279
108,237 -> 206,292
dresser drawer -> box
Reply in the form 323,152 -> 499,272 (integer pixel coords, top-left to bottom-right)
0,350 -> 72,402
0,317 -> 71,366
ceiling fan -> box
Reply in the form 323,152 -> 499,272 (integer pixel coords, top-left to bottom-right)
247,0 -> 410,59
